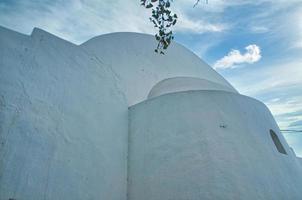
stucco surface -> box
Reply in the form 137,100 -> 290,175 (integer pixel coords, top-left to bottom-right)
129,90 -> 302,200
0,26 -> 128,200
1,26 -> 301,200
81,32 -> 237,105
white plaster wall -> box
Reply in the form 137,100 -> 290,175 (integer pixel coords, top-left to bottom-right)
1,26 -> 301,200
0,26 -> 128,200
129,90 -> 302,200
298,157 -> 302,167
81,33 -> 237,105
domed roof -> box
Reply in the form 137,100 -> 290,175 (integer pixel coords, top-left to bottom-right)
81,32 -> 237,105
148,77 -> 237,99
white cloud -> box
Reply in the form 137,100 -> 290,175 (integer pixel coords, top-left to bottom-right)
0,0 -> 157,44
292,7 -> 302,49
267,98 -> 302,128
235,61 -> 302,97
226,59 -> 302,128
174,10 -> 227,34
249,26 -> 269,33
0,0 -> 227,44
214,44 -> 261,69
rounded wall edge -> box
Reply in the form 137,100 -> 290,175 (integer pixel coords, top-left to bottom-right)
130,90 -> 260,110
128,90 -> 302,200
147,77 -> 238,99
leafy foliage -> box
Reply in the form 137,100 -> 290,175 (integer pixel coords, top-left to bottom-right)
141,0 -> 207,54
140,0 -> 177,54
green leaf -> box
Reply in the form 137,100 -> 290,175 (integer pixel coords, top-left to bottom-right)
146,3 -> 153,8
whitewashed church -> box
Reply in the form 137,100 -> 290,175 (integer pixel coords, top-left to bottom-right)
0,26 -> 302,200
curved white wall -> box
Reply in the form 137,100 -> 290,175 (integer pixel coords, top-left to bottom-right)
81,32 -> 237,105
129,91 -> 302,200
148,77 -> 237,99
1,26 -> 301,200
0,27 -> 128,200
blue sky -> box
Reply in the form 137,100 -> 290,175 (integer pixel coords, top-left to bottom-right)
0,0 -> 302,156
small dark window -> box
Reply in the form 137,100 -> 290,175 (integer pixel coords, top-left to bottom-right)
270,130 -> 287,155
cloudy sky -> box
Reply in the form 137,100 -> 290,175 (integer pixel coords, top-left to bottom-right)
0,0 -> 302,156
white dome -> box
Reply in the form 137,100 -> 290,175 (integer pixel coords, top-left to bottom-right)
81,32 -> 237,105
148,76 -> 237,99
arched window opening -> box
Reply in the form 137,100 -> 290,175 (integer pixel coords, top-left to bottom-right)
270,130 -> 287,155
